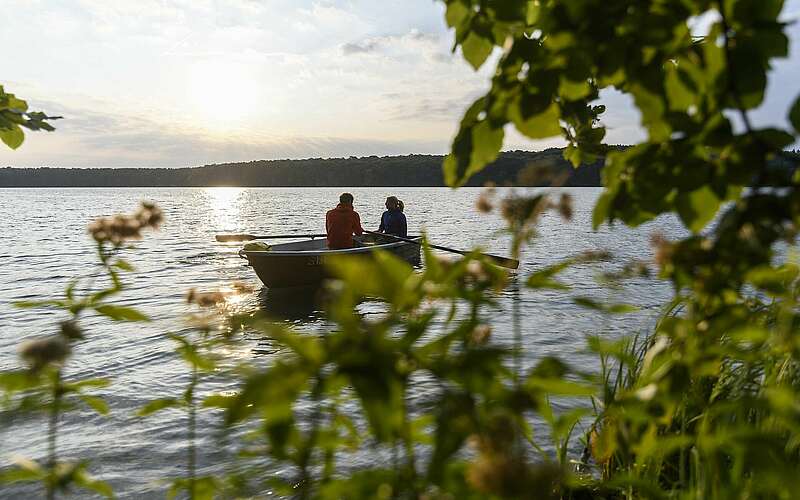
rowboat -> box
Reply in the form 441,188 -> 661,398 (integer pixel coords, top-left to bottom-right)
239,233 -> 422,288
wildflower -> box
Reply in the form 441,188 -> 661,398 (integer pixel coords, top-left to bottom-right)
783,222 -> 798,243
186,289 -> 226,307
470,324 -> 491,345
431,254 -> 455,272
476,191 -> 494,213
557,193 -> 573,221
516,160 -> 569,186
231,281 -> 255,294
19,335 -> 71,370
467,451 -> 529,496
635,383 -> 658,401
135,202 -> 164,230
422,282 -> 445,296
500,195 -> 548,228
59,320 -> 84,341
88,215 -> 142,245
739,223 -> 756,242
466,260 -> 489,283
579,250 -> 613,262
88,202 -> 162,245
650,233 -> 673,268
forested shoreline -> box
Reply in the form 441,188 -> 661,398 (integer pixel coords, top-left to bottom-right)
4,147 -> 798,188
1,148 -> 606,187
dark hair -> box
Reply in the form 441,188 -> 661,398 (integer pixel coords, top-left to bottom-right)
339,192 -> 354,204
398,199 -> 404,212
386,196 -> 399,208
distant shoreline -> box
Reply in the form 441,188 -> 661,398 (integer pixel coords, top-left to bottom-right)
0,149 -> 605,188
4,147 -> 797,188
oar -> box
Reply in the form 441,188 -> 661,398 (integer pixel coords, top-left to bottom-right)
215,233 -> 327,242
365,230 -> 519,270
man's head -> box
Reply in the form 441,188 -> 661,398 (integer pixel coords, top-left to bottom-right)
339,192 -> 354,205
385,196 -> 399,210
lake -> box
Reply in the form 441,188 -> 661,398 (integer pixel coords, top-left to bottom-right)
0,187 -> 687,498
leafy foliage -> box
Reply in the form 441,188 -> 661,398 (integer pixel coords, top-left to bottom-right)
5,0 -> 800,498
0,85 -> 59,150
0,203 -> 160,499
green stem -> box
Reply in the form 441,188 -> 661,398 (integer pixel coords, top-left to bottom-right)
187,365 -> 197,499
512,275 -> 522,385
402,392 -> 416,497
47,369 -> 62,500
299,378 -> 324,499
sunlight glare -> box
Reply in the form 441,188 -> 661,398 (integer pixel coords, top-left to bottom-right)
206,187 -> 244,230
188,61 -> 260,128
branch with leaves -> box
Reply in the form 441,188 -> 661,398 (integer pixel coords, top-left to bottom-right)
0,85 -> 60,150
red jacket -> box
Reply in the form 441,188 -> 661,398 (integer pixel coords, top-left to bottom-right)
326,203 -> 363,249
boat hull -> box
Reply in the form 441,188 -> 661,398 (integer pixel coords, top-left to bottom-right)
241,235 -> 421,289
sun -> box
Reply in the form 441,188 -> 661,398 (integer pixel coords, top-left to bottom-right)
187,61 -> 260,128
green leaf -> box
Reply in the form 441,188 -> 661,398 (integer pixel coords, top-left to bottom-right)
527,377 -> 595,396
665,66 -> 695,111
675,185 -> 720,233
14,299 -> 70,309
790,94 -> 800,134
138,397 -> 182,416
471,120 -> 504,165
0,370 -> 42,393
746,264 -> 800,295
202,393 -> 236,409
73,468 -> 114,498
113,259 -> 135,272
552,407 -> 591,440
527,261 -> 574,290
273,329 -> 324,363
510,101 -> 561,139
78,394 -> 110,416
443,104 -> 504,187
574,297 -> 638,314
461,32 -> 493,70
592,191 -> 614,229
559,78 -> 591,101
445,0 -> 470,28
0,457 -> 45,484
526,2 -> 541,24
0,124 -> 24,149
179,347 -> 216,371
6,95 -> 29,112
63,377 -> 111,391
94,304 -> 149,322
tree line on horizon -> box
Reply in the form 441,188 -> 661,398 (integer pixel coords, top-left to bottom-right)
3,147 -> 798,188
1,148 -> 607,187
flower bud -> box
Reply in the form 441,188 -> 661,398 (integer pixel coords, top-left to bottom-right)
19,336 -> 71,370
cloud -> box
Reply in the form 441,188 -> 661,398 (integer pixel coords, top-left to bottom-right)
340,29 -> 444,59
341,39 -> 380,55
4,0 -> 799,169
0,99 -> 450,167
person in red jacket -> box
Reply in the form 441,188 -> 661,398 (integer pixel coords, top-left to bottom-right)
326,192 -> 364,249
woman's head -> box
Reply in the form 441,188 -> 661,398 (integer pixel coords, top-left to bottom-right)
385,196 -> 399,210
398,199 -> 404,212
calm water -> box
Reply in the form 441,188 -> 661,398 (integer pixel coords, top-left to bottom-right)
0,187 -> 686,498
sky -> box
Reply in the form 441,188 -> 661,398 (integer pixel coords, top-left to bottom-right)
1,0 -> 799,168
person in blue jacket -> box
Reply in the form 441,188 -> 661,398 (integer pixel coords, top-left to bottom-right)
378,196 -> 407,237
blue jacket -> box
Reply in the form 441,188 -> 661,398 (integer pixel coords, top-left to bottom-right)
379,209 -> 407,237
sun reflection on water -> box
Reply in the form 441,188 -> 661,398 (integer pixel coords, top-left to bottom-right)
205,187 -> 244,230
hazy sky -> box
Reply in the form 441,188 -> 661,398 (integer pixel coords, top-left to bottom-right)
2,0 -> 799,168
